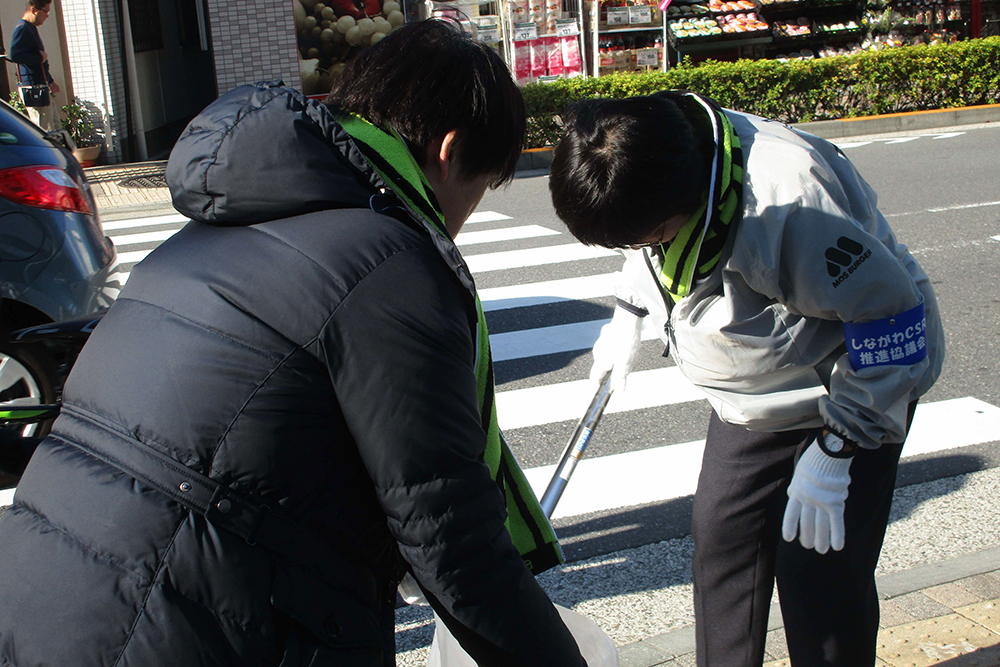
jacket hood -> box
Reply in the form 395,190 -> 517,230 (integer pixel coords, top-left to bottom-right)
167,81 -> 376,226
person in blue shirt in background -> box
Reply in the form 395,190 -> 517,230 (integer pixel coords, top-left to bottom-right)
10,0 -> 60,131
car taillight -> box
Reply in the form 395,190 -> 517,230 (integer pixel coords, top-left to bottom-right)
0,165 -> 93,215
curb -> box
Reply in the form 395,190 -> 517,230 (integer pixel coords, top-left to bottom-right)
615,547 -> 1000,667
515,103 -> 1000,173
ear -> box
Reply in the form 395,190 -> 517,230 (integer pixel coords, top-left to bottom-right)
431,130 -> 460,184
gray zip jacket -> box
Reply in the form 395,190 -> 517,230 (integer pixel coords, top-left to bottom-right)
615,111 -> 944,448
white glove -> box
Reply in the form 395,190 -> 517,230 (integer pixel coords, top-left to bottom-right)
782,440 -> 853,554
590,306 -> 643,394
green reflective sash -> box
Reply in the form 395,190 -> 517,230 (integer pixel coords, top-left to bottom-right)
336,113 -> 564,574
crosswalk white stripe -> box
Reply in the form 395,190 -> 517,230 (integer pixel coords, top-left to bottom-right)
101,214 -> 188,231
110,228 -> 181,247
523,397 -> 1000,520
115,248 -> 154,265
465,244 -> 619,274
455,225 -> 560,246
465,210 -> 512,224
480,273 -> 616,312
498,367 -> 700,430
490,318 -> 660,362
3,397 -> 998,513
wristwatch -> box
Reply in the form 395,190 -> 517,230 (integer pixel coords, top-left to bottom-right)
818,429 -> 857,458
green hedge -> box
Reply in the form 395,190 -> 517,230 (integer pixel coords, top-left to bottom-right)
522,37 -> 1000,147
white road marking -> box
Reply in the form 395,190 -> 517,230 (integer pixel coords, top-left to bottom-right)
4,397 -> 998,513
927,200 -> 1000,213
114,248 -> 154,265
480,273 -> 616,312
110,228 -> 181,247
101,214 -> 188,231
465,244 -> 619,273
498,367 -> 701,430
455,225 -> 560,246
465,211 -> 511,224
490,317 -> 665,362
524,397 -> 1000,520
834,141 -> 873,149
885,137 -> 920,144
931,132 -> 966,139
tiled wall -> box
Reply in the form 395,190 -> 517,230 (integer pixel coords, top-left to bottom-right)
61,0 -> 128,163
58,0 -> 301,163
206,0 -> 301,94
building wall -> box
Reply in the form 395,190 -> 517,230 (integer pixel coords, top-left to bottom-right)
206,0 -> 301,95
60,0 -> 127,163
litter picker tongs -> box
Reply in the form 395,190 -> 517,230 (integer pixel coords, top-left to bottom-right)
539,371 -> 614,519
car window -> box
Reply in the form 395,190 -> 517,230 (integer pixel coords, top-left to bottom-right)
0,102 -> 49,148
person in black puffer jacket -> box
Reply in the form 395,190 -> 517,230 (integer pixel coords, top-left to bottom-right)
0,20 -> 586,667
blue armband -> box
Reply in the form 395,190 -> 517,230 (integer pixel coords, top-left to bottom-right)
842,302 -> 928,371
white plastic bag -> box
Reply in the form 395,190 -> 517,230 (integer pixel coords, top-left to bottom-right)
426,605 -> 618,667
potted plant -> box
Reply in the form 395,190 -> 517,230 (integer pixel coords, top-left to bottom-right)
60,100 -> 102,167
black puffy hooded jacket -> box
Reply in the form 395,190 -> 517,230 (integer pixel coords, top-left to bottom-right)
0,83 -> 584,667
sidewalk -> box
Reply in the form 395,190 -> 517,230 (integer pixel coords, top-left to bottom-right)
621,548 -> 1000,667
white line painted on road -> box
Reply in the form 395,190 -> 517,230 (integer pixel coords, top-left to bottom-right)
931,132 -> 966,139
102,214 -> 188,231
110,228 -> 181,247
480,273 -> 616,312
927,200 -> 1000,213
115,249 -> 154,265
524,439 -> 707,519
3,398 -> 997,514
498,367 -> 702,430
523,396 -> 1000,520
992,235 -> 1000,242
490,318 -> 662,362
885,137 -> 920,144
465,244 -> 619,273
835,141 -> 874,149
897,397 -> 1000,458
465,211 -> 511,224
455,225 -> 560,246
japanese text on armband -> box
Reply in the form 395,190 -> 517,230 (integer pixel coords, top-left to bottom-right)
842,302 -> 927,371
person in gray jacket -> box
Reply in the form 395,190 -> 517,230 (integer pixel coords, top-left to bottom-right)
548,91 -> 944,667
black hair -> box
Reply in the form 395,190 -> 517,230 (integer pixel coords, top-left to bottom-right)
548,91 -> 715,248
27,0 -> 51,10
325,19 -> 525,188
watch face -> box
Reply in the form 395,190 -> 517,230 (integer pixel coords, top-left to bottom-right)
824,432 -> 845,453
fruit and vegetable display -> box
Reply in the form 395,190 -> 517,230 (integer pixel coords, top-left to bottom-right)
665,3 -> 711,16
717,11 -> 769,33
668,16 -> 724,38
708,0 -> 755,11
293,0 -> 407,96
668,9 -> 768,41
816,19 -> 860,32
772,17 -> 812,36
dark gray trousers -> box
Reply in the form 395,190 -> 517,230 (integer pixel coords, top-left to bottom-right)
691,407 -> 912,667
